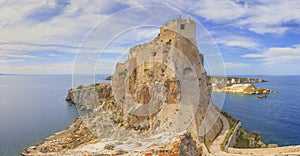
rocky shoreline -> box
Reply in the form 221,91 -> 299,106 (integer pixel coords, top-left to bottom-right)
21,17 -> 290,156
22,112 -> 200,155
208,76 -> 267,84
23,82 -> 269,155
209,76 -> 275,96
212,83 -> 275,95
22,118 -> 97,156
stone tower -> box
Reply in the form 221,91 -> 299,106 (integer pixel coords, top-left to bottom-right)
160,16 -> 196,45
113,17 -> 222,144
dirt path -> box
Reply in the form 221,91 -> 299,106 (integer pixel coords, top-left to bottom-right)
207,115 -> 300,156
209,114 -> 230,155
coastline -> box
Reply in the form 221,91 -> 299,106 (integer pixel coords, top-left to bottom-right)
22,117 -> 97,155
23,78 -> 300,156
209,76 -> 275,96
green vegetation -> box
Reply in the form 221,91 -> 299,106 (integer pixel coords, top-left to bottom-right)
207,76 -> 237,79
234,130 -> 266,148
221,111 -> 239,129
207,76 -> 267,82
76,83 -> 102,89
89,83 -> 100,87
76,85 -> 84,90
220,111 -> 265,150
105,75 -> 113,80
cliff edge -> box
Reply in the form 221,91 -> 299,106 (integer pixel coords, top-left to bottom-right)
23,17 -> 223,155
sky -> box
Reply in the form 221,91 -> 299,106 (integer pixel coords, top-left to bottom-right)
0,0 -> 300,75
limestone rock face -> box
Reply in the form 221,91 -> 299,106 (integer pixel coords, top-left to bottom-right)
27,18 -> 224,155
209,77 -> 267,85
212,83 -> 275,95
66,86 -> 98,110
113,17 -> 222,143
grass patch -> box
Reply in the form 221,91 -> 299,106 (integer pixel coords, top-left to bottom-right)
89,83 -> 100,87
234,130 -> 266,148
220,111 -> 265,150
76,84 -> 84,90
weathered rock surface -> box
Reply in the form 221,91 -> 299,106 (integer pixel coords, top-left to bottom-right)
64,131 -> 200,156
209,76 -> 275,95
212,83 -> 275,95
22,118 -> 97,156
23,17 -> 223,155
113,16 -> 222,143
209,76 -> 267,84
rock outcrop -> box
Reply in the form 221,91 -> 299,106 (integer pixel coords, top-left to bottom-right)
212,83 -> 275,95
112,16 -> 222,143
209,76 -> 267,84
23,17 -> 223,155
22,118 -> 97,156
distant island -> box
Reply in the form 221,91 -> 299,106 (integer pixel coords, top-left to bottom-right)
208,76 -> 267,83
209,76 -> 275,97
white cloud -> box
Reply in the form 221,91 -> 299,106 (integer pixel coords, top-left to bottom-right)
0,62 -> 74,74
158,0 -> 300,35
224,62 -> 251,68
0,42 -> 79,54
0,53 -> 38,59
237,1 -> 300,34
0,59 -> 116,74
0,59 -> 23,64
190,0 -> 247,22
216,35 -> 260,49
1,0 -> 299,74
48,53 -> 60,57
0,0 -> 56,26
243,45 -> 300,64
248,26 -> 289,35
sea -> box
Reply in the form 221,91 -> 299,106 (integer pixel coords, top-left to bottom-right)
0,74 -> 108,156
0,75 -> 299,155
212,75 -> 300,146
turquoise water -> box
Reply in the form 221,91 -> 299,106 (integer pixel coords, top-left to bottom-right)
212,76 -> 300,146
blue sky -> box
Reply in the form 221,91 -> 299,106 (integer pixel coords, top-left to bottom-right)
0,0 -> 299,75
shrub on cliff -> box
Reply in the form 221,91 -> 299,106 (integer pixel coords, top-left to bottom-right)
76,85 -> 84,90
105,75 -> 112,80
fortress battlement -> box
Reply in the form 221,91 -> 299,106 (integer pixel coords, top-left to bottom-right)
161,16 -> 196,44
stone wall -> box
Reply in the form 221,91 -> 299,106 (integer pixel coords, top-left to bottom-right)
228,145 -> 300,155
224,122 -> 241,152
224,122 -> 300,155
113,17 -> 222,144
161,16 -> 196,44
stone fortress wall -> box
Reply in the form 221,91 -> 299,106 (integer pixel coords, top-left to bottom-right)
228,145 -> 300,155
225,122 -> 300,155
161,16 -> 196,44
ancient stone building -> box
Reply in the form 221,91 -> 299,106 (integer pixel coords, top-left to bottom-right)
113,16 -> 222,143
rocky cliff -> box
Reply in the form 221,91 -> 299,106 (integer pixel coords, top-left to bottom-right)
24,17 -> 224,155
211,83 -> 275,95
112,17 -> 222,144
209,76 -> 267,84
209,76 -> 274,95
